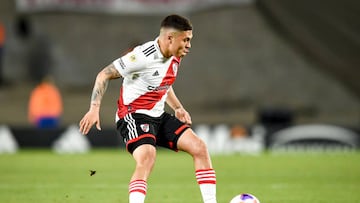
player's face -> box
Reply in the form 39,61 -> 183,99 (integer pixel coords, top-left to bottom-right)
170,30 -> 193,58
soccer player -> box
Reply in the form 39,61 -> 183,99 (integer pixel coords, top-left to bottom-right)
79,14 -> 217,203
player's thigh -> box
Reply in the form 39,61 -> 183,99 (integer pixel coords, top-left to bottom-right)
177,128 -> 207,154
132,144 -> 157,166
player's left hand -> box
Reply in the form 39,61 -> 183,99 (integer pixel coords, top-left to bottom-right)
175,107 -> 192,125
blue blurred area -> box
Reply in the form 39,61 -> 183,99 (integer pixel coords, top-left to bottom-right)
36,117 -> 60,129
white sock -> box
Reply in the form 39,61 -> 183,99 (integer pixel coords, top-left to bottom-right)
129,180 -> 147,203
196,169 -> 217,203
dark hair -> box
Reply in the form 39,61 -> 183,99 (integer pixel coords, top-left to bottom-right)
161,14 -> 192,31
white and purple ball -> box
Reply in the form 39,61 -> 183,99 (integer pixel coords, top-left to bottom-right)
229,193 -> 260,203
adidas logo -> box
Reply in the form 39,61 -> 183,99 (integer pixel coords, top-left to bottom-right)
152,70 -> 159,76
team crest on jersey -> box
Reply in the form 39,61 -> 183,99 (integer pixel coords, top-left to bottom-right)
172,63 -> 178,76
140,124 -> 150,132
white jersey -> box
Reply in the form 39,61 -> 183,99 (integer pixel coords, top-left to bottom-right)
113,37 -> 181,121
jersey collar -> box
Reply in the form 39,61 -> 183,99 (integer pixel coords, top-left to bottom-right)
154,37 -> 165,59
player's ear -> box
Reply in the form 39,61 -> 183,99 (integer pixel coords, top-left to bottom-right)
168,35 -> 173,42
168,31 -> 177,43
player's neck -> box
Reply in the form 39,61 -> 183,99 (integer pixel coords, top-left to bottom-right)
157,38 -> 172,58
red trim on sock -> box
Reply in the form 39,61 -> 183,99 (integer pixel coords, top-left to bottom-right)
198,180 -> 217,184
129,189 -> 147,195
129,180 -> 147,195
196,169 -> 216,185
129,179 -> 146,184
196,168 -> 214,172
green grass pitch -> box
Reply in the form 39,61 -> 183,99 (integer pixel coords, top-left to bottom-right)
0,149 -> 360,203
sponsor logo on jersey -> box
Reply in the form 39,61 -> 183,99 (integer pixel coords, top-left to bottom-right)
147,85 -> 170,91
152,70 -> 159,76
140,124 -> 150,132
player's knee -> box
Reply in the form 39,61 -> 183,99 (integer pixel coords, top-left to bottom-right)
191,138 -> 209,158
133,145 -> 156,168
178,130 -> 209,158
136,154 -> 156,169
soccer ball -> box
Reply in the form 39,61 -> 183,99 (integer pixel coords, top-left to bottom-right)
229,193 -> 260,203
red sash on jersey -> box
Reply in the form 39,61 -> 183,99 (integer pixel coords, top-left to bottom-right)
117,58 -> 180,119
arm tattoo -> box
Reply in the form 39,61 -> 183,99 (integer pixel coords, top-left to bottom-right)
104,65 -> 121,79
90,65 -> 120,105
91,79 -> 108,104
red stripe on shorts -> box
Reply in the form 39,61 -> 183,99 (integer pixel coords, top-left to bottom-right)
175,124 -> 189,135
126,134 -> 156,152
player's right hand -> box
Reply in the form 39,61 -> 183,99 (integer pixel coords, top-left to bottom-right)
79,109 -> 101,135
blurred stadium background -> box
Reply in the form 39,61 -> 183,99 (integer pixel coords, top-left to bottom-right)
0,0 -> 359,152
1,1 -> 360,203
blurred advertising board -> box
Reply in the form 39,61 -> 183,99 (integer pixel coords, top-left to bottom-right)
15,0 -> 253,14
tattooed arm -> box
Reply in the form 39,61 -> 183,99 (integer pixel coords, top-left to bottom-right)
89,64 -> 121,107
79,64 -> 121,135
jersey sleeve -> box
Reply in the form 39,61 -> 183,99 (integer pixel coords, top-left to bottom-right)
113,46 -> 147,77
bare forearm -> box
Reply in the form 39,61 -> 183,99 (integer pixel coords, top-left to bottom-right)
166,86 -> 183,111
166,86 -> 192,125
90,76 -> 108,108
79,64 -> 120,134
89,64 -> 121,109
